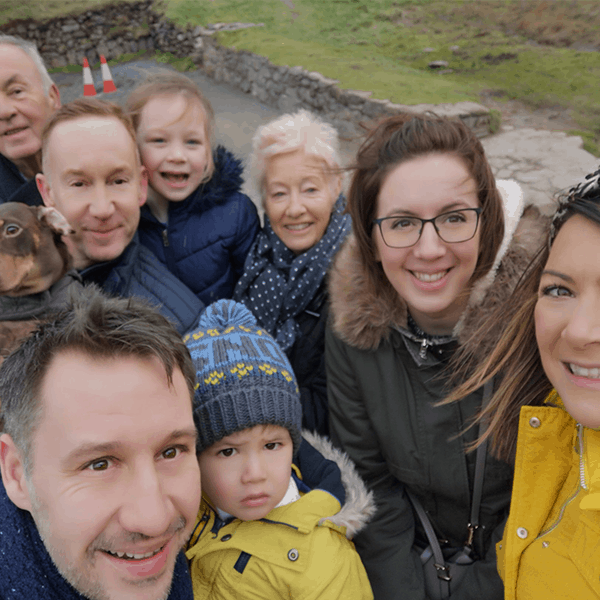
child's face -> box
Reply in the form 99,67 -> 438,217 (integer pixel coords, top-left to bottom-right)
199,425 -> 294,521
136,94 -> 210,203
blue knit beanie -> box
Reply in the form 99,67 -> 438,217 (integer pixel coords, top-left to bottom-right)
184,300 -> 302,455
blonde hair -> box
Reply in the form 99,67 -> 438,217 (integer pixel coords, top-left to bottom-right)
249,110 -> 342,202
126,71 -> 216,182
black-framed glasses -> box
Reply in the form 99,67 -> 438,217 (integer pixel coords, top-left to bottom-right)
373,208 -> 482,249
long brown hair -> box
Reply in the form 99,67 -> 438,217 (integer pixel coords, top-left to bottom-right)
348,113 -> 505,298
445,186 -> 600,463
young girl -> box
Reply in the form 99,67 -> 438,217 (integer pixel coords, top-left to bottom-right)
326,113 -> 546,599
447,167 -> 600,599
126,72 -> 260,305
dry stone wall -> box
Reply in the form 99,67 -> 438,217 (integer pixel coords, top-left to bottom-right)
0,0 -> 491,137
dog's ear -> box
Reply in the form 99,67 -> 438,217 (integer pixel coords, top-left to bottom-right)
36,207 -> 75,236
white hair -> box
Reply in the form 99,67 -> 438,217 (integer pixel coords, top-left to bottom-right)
249,109 -> 342,201
0,35 -> 54,95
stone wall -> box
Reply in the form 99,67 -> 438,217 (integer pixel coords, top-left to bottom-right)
0,0 -> 195,68
200,37 -> 491,137
0,0 -> 491,137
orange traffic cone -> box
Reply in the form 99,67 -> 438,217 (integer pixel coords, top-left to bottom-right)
100,55 -> 117,94
82,58 -> 96,96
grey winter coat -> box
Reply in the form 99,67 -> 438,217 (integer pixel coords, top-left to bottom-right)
326,182 -> 547,600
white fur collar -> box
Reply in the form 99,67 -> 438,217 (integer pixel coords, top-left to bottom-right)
453,179 -> 524,337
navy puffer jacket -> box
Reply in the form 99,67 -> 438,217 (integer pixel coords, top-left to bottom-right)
138,146 -> 260,305
80,234 -> 204,335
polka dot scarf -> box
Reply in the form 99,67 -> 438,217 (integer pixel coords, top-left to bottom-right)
233,194 -> 351,352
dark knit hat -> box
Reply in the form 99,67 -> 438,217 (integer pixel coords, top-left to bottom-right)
184,299 -> 302,455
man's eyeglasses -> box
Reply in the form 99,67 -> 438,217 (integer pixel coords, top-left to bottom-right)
372,208 -> 482,249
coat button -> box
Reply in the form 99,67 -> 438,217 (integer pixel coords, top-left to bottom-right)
287,548 -> 299,561
529,417 -> 541,428
517,527 -> 528,539
221,534 -> 232,542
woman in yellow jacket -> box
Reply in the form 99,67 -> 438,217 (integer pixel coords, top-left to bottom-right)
447,167 -> 600,599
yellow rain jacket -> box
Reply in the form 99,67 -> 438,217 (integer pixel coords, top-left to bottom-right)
497,390 -> 600,599
186,431 -> 375,599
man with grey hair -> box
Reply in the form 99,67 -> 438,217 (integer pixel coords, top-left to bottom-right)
0,35 -> 60,204
0,286 -> 200,600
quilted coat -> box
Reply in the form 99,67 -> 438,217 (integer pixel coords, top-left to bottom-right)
138,146 -> 260,305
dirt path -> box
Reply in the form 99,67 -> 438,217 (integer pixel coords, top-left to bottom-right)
479,90 -> 579,133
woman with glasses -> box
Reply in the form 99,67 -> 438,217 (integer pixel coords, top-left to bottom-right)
326,113 -> 546,599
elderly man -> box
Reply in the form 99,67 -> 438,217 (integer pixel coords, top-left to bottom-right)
0,287 -> 201,599
35,98 -> 203,333
0,35 -> 60,204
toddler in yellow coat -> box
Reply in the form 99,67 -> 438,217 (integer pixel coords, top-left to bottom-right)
184,299 -> 375,599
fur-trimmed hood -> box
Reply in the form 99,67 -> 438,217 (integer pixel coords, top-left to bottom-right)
301,430 -> 376,538
194,430 -> 376,540
329,180 -> 548,354
185,145 -> 244,213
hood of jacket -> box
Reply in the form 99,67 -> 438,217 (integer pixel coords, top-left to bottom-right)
141,146 -> 244,224
329,180 -> 548,353
300,429 -> 376,538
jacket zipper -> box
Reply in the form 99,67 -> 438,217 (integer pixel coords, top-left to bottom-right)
535,423 -> 585,540
162,229 -> 169,247
578,423 -> 587,490
419,338 -> 429,359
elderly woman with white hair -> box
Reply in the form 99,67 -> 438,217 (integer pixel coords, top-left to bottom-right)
233,110 -> 351,436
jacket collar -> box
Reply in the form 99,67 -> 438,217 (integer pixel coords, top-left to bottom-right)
79,235 -> 139,284
546,389 -> 600,511
0,271 -> 82,321
329,180 -> 547,356
0,477 -> 193,599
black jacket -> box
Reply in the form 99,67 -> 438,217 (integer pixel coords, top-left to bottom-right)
326,183 -> 547,600
287,283 -> 329,436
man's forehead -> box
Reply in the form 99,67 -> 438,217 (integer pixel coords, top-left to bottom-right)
46,116 -> 139,170
35,351 -> 193,442
48,115 -> 133,144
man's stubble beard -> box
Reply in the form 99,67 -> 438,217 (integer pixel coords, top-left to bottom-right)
25,479 -> 182,600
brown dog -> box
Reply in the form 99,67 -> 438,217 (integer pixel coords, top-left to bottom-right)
0,202 -> 78,362
0,202 -> 73,297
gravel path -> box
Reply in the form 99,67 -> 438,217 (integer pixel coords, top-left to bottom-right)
54,57 -> 599,215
